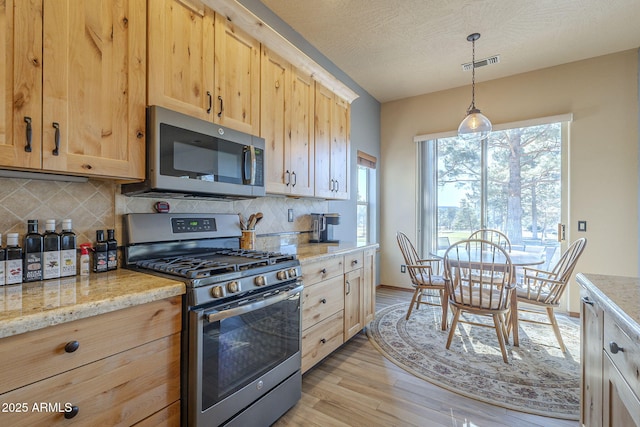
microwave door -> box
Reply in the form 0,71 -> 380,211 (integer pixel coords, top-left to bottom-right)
243,146 -> 256,185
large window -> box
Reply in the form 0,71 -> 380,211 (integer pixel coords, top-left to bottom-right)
357,151 -> 377,245
419,119 -> 568,268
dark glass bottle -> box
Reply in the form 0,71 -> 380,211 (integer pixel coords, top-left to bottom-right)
60,219 -> 77,277
106,229 -> 118,271
6,233 -> 23,284
24,219 -> 44,282
43,219 -> 61,280
0,234 -> 5,286
93,230 -> 108,273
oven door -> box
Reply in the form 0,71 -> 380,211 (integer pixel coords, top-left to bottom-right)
187,283 -> 302,426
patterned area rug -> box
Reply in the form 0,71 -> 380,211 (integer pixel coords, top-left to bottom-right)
366,301 -> 580,419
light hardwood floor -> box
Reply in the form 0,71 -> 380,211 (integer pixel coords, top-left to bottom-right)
274,286 -> 579,427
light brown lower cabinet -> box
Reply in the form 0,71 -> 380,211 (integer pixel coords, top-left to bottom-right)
301,247 -> 377,373
0,296 -> 181,426
581,289 -> 640,427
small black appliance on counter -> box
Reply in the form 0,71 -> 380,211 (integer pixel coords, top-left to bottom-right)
309,213 -> 340,243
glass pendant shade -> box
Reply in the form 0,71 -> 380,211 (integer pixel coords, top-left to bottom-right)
458,107 -> 492,139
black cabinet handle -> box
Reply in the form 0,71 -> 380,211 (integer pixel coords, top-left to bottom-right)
285,170 -> 290,186
320,268 -> 327,275
320,338 -> 326,344
352,259 -> 358,266
206,91 -> 212,114
291,171 -> 297,187
217,96 -> 223,118
346,280 -> 351,295
64,405 -> 79,419
581,296 -> 594,306
609,341 -> 624,354
336,180 -> 340,192
320,298 -> 327,304
24,117 -> 32,152
52,122 -> 60,156
64,340 -> 80,353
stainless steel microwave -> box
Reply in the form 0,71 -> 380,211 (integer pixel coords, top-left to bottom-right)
122,106 -> 265,199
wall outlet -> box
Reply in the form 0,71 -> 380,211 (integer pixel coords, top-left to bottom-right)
287,208 -> 294,222
400,265 -> 406,273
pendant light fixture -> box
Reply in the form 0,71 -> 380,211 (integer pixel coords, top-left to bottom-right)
458,33 -> 492,140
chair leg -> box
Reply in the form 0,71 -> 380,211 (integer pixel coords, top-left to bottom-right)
405,289 -> 420,320
546,306 -> 566,353
493,314 -> 509,363
446,308 -> 461,349
416,290 -> 424,310
440,289 -> 448,330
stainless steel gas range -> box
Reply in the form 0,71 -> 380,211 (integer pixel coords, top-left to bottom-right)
123,213 -> 302,427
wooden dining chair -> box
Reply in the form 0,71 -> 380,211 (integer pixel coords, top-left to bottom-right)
511,238 -> 587,352
396,232 -> 448,330
443,239 -> 515,363
469,229 -> 511,252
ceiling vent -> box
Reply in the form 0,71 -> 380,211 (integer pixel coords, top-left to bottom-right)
462,54 -> 500,71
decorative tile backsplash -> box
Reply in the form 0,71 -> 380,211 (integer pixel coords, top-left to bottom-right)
0,177 -> 328,248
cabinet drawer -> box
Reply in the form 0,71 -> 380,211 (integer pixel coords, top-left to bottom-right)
301,256 -> 344,286
604,311 -> 640,399
0,296 -> 181,395
0,333 -> 180,427
344,251 -> 364,273
302,310 -> 344,373
302,275 -> 344,329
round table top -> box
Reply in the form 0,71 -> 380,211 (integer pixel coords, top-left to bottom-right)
433,248 -> 545,267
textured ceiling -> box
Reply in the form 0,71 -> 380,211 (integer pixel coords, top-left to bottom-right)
260,0 -> 640,103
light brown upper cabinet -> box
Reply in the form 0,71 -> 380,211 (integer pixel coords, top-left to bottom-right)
315,83 -> 350,200
147,0 -> 215,121
214,13 -> 260,135
148,1 -> 260,135
262,46 -> 315,197
0,0 -> 146,180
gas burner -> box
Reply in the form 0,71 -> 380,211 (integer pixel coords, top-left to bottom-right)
137,256 -> 237,279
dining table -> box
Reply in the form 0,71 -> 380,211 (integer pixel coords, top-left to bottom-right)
432,248 -> 545,347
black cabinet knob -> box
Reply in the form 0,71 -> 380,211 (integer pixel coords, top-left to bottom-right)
64,405 -> 79,419
609,341 -> 624,354
320,298 -> 327,304
320,338 -> 326,344
64,341 -> 80,353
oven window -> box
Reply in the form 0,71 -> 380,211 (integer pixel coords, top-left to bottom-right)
201,294 -> 300,409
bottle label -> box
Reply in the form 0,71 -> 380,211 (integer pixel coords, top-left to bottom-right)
94,251 -> 108,272
0,260 -> 5,286
60,249 -> 77,277
6,259 -> 23,284
43,251 -> 61,280
107,249 -> 117,270
24,253 -> 43,282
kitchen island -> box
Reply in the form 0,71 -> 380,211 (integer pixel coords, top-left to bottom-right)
577,273 -> 640,427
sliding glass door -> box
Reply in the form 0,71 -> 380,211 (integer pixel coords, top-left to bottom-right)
419,120 -> 567,271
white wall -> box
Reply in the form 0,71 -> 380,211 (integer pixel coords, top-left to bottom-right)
380,49 -> 639,313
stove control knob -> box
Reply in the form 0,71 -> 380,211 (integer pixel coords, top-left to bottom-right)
288,268 -> 297,278
254,275 -> 266,286
227,281 -> 239,293
277,270 -> 287,280
211,286 -> 224,298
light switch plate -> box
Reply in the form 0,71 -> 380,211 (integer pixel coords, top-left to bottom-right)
578,220 -> 587,232
287,209 -> 294,222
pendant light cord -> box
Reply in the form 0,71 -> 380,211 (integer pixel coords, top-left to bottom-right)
469,37 -> 476,113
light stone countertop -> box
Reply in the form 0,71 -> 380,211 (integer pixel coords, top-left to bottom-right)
576,273 -> 640,343
0,269 -> 185,339
278,241 -> 379,263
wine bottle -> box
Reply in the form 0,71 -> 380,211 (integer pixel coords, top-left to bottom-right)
6,233 -> 23,285
93,230 -> 108,273
24,219 -> 44,282
106,229 -> 118,271
60,219 -> 77,277
43,219 -> 61,279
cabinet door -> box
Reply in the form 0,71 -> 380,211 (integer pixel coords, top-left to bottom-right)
42,0 -> 146,179
581,294 -> 604,427
314,83 -> 333,198
363,248 -> 377,324
344,268 -> 364,340
148,0 -> 215,121
289,68 -> 315,196
603,354 -> 640,427
331,95 -> 350,199
214,13 -> 260,135
0,0 -> 42,170
261,46 -> 291,194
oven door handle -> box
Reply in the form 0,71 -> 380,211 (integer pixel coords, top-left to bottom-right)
205,283 -> 303,323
